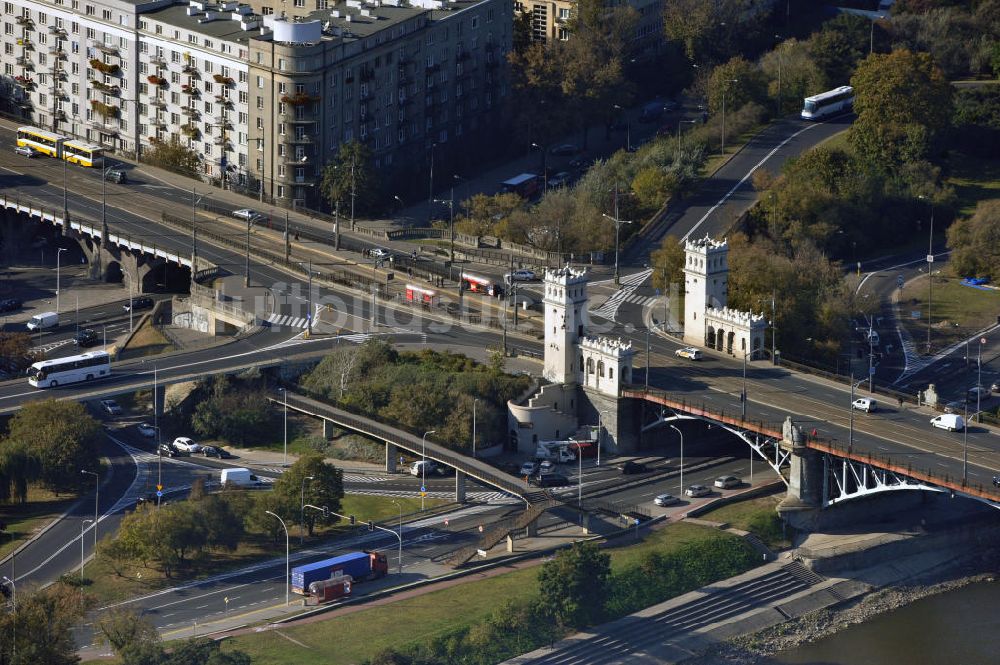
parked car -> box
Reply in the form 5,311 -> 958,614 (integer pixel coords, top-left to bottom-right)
157,443 -> 180,457
124,296 -> 154,312
232,208 -> 263,222
171,436 -> 202,453
930,414 -> 965,432
714,475 -> 742,489
0,298 -> 22,312
851,397 -> 877,413
685,484 -> 711,498
550,143 -> 581,156
100,399 -> 122,415
505,269 -> 536,283
991,382 -> 1000,394
675,347 -> 703,361
538,460 -> 555,475
944,400 -> 967,414
202,446 -> 234,459
136,422 -> 157,437
621,460 -> 648,475
967,386 -> 987,399
15,145 -> 41,158
654,493 -> 679,507
74,328 -> 99,347
519,461 -> 539,477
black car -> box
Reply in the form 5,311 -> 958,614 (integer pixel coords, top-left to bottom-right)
74,328 -> 99,347
621,460 -> 648,475
0,298 -> 22,313
530,473 -> 571,488
157,443 -> 180,458
202,446 -> 234,459
104,168 -> 128,184
124,296 -> 154,312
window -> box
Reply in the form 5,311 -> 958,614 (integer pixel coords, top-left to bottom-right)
85,4 -> 94,15
101,9 -> 111,20
256,75 -> 263,88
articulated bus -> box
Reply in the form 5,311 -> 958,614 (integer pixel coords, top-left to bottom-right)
62,139 -> 104,168
26,351 -> 112,388
16,126 -> 105,167
800,86 -> 854,121
16,125 -> 64,157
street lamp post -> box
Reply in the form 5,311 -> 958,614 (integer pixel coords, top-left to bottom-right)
919,195 -> 934,353
531,143 -> 547,190
421,430 -> 436,510
472,398 -> 479,458
279,387 -> 288,467
613,104 -> 631,151
963,398 -> 969,483
55,247 -> 67,314
428,142 -> 436,204
602,209 -> 632,286
80,469 -> 98,550
265,511 -> 290,606
248,137 -> 265,203
390,499 -> 403,574
300,475 -> 314,544
742,351 -> 749,420
597,409 -> 611,467
2,575 -> 14,660
977,337 -> 986,423
298,261 -> 314,334
670,424 -> 684,496
80,518 -> 93,580
676,119 -> 697,155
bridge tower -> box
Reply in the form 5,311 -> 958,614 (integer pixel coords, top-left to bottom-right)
683,236 -> 729,348
542,265 -> 589,385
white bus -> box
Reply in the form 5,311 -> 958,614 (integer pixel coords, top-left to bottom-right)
801,86 -> 854,121
26,351 -> 111,388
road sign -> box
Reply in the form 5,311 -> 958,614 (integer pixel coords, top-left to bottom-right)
444,519 -> 449,527
156,484 -> 162,491
420,491 -> 426,497
927,254 -> 935,263
478,524 -> 484,533
420,485 -> 426,493
156,490 -> 163,498
655,288 -> 661,296
869,367 -> 876,375
897,275 -> 904,289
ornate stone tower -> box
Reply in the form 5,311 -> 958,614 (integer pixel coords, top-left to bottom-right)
543,265 -> 589,384
683,236 -> 730,347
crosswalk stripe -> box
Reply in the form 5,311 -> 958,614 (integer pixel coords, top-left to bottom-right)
588,268 -> 653,321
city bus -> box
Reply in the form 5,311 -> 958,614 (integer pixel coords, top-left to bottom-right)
62,139 -> 105,168
500,173 -> 541,199
800,86 -> 854,121
16,126 -> 65,158
26,351 -> 112,388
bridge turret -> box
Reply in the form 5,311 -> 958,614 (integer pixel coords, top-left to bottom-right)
542,265 -> 589,385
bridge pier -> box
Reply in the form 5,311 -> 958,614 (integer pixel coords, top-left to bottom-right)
153,384 -> 166,422
323,419 -> 336,440
580,389 -> 641,455
455,470 -> 467,503
385,443 -> 397,474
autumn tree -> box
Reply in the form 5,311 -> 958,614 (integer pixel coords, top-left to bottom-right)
0,582 -> 96,665
320,140 -> 379,216
142,136 -> 202,179
650,235 -> 686,293
190,375 -> 272,446
96,608 -> 161,658
849,49 -> 953,168
947,199 -> 1000,281
806,13 -> 870,87
5,399 -> 101,492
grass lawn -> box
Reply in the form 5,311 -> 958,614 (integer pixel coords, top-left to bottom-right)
122,320 -> 174,357
697,494 -> 791,549
0,488 -> 77,560
816,128 -> 850,152
221,522 -> 742,665
946,151 -> 1000,217
899,275 -> 1000,355
83,495 -> 442,605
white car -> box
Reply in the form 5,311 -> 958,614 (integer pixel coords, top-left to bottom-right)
370,248 -> 391,259
538,460 -> 555,475
505,269 -> 536,283
675,347 -> 703,361
685,484 -> 711,498
171,437 -> 202,453
100,399 -> 123,415
519,461 -> 539,476
852,397 -> 877,413
714,475 -> 741,489
232,208 -> 263,223
136,422 -> 157,437
654,493 -> 679,507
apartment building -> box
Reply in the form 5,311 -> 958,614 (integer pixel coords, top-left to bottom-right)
1,0 -> 512,208
515,0 -> 661,56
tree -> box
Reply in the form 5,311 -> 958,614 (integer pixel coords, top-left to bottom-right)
6,399 -> 100,492
0,332 -> 38,373
96,608 -> 161,658
947,199 -> 1000,281
849,49 -> 953,168
706,57 -> 768,115
191,376 -> 272,446
0,582 -> 96,665
320,140 -> 378,217
806,13 -> 869,87
650,235 -> 685,292
142,136 -> 202,179
0,439 -> 40,504
537,541 -> 611,628
271,454 -> 344,537
662,0 -> 716,61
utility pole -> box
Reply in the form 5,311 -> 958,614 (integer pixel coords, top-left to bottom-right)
284,211 -> 290,263
602,205 -> 632,286
245,216 -> 252,287
333,200 -> 340,251
350,153 -> 357,231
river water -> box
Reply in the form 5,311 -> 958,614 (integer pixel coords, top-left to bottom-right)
766,580 -> 1000,665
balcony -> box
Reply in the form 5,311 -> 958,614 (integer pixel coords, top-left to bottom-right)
149,97 -> 167,109
14,76 -> 35,88
181,84 -> 199,96
52,110 -> 66,121
89,59 -> 121,75
182,63 -> 199,75
48,25 -> 67,37
213,136 -> 230,146
149,55 -> 166,66
151,119 -> 167,128
147,75 -> 167,86
181,106 -> 200,117
280,92 -> 320,107
90,80 -> 121,96
53,88 -> 69,100
95,42 -> 120,56
48,47 -> 67,59
212,73 -> 235,86
16,15 -> 32,26
285,134 -> 313,145
456,50 -> 471,62
288,115 -> 317,124
16,38 -> 34,50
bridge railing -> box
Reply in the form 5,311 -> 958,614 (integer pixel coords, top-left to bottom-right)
623,386 -> 785,439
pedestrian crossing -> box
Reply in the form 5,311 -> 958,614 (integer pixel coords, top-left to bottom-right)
588,268 -> 654,320
264,312 -> 311,329
30,338 -> 73,355
349,488 -> 519,504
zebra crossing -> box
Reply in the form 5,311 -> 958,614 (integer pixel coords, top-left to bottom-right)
258,467 -> 389,484
30,338 -> 73,355
349,488 -> 519,504
264,312 -> 311,329
588,268 -> 654,320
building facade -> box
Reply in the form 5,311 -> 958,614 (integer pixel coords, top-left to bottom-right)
1,0 -> 512,207
514,0 -> 661,55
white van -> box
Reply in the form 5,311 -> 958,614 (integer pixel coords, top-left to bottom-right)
410,460 -> 437,477
852,397 -> 877,413
535,445 -> 576,463
26,311 -> 58,331
930,414 -> 965,432
220,467 -> 260,487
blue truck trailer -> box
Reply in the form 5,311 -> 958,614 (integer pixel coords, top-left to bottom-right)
291,551 -> 388,594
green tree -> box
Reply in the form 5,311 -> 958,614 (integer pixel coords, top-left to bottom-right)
0,582 -> 96,665
271,454 -> 344,537
142,136 -> 202,179
661,0 -> 716,61
96,608 -> 161,658
537,541 -> 611,629
191,376 -> 272,446
707,57 -> 768,115
650,235 -> 685,292
806,13 -> 869,87
947,199 -> 1000,280
849,49 -> 953,167
0,439 -> 40,503
320,140 -> 378,216
6,399 -> 100,492
0,332 -> 37,373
